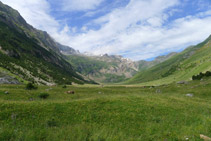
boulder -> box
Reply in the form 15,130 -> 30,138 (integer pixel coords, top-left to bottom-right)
186,93 -> 194,97
177,81 -> 188,84
156,89 -> 161,93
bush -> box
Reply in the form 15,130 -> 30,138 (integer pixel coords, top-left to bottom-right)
62,85 -> 67,88
26,82 -> 37,90
47,118 -> 57,127
205,71 -> 211,77
39,93 -> 49,99
192,71 -> 211,80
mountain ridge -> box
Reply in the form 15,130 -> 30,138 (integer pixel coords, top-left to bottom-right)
0,1 -> 89,85
65,51 -> 178,83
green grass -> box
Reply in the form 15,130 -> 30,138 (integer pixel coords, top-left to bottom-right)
0,79 -> 210,140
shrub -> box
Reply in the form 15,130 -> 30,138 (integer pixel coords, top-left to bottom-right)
205,71 -> 211,77
47,118 -> 57,127
26,82 -> 37,90
62,85 -> 67,88
192,71 -> 211,80
39,93 -> 49,99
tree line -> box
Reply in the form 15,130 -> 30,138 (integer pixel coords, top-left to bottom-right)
192,71 -> 211,80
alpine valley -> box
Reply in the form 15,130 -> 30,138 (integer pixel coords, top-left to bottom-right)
0,1 -> 211,141
0,1 -> 181,85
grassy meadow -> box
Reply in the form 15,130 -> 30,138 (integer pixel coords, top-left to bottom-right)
0,79 -> 210,140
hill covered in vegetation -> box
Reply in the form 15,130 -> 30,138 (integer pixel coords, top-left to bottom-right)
125,35 -> 211,85
0,2 -> 89,85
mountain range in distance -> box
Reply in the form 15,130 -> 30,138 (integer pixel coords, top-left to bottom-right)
64,50 -> 178,83
0,1 -> 210,85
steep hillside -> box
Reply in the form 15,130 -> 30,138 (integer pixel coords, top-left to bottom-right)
138,52 -> 177,71
57,43 -> 80,55
0,2 -> 87,85
0,1 -> 61,53
125,35 -> 211,85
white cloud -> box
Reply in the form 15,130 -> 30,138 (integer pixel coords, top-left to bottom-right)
61,0 -> 211,60
58,0 -> 179,55
1,0 -> 211,61
61,0 -> 104,11
1,0 -> 60,33
0,0 -> 73,48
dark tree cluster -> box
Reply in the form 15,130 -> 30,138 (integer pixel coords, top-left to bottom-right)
192,71 -> 211,80
25,82 -> 37,90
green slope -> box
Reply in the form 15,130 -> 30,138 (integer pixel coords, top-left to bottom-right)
125,35 -> 211,85
67,55 -> 110,75
138,52 -> 177,71
0,1 -> 61,53
0,22 -> 85,85
0,2 -> 88,85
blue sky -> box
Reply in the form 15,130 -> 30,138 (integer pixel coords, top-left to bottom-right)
1,0 -> 211,60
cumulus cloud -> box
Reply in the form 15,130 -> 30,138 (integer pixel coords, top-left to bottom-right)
61,0 -> 211,60
1,0 -> 211,60
61,0 -> 104,11
1,0 -> 72,47
1,0 -> 60,34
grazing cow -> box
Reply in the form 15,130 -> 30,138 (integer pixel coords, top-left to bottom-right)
67,91 -> 75,94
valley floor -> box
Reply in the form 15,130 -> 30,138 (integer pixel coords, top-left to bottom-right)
0,79 -> 210,140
